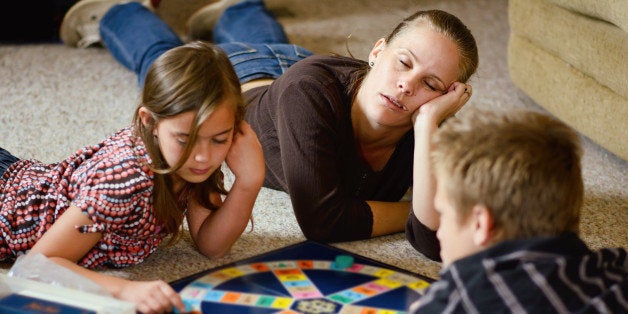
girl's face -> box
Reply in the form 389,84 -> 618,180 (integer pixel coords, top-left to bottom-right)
148,102 -> 236,186
358,26 -> 461,129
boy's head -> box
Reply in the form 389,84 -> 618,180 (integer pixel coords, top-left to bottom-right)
431,108 -> 583,265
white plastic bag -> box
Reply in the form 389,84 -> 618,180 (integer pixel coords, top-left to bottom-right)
7,253 -> 110,296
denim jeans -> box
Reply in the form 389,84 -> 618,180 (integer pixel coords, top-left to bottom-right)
100,0 -> 313,87
0,147 -> 19,177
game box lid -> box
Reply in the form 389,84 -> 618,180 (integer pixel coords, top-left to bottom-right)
0,274 -> 135,314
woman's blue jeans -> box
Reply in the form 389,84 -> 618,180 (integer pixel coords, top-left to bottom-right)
100,0 -> 313,87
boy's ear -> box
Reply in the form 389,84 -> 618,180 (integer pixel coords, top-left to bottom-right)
471,204 -> 494,247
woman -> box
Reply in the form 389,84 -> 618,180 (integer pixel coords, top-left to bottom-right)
61,0 -> 478,260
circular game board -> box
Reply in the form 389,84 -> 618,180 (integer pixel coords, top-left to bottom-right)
178,258 -> 431,314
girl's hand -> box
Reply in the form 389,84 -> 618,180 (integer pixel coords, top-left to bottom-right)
188,121 -> 263,258
226,121 -> 265,189
117,279 -> 185,314
413,82 -> 472,126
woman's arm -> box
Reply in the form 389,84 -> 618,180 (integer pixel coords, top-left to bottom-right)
369,200 -> 411,236
187,121 -> 264,258
411,82 -> 471,230
273,81 -> 376,241
28,205 -> 186,314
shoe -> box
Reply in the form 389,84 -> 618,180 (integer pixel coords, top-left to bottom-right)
145,0 -> 219,41
186,0 -> 241,41
143,0 -> 161,9
60,0 -> 137,48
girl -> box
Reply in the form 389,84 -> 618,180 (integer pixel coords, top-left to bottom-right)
0,41 -> 265,313
61,0 -> 478,261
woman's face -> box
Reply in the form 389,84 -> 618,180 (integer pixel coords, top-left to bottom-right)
149,101 -> 236,186
357,26 -> 461,129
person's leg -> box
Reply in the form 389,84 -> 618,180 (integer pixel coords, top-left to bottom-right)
218,43 -> 313,84
0,148 -> 19,177
211,1 -> 312,84
212,0 -> 289,44
100,2 -> 184,87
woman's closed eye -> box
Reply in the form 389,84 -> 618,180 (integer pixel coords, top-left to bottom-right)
425,80 -> 447,94
425,81 -> 437,91
397,53 -> 414,69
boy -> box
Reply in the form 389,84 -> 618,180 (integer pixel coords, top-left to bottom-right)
409,108 -> 627,313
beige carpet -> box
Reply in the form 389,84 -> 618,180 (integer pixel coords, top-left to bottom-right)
0,0 -> 626,284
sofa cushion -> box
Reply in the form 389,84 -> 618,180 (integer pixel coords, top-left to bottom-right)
508,34 -> 628,160
509,0 -> 628,99
548,0 -> 628,33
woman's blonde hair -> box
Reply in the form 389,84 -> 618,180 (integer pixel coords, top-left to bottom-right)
432,108 -> 583,242
133,41 -> 244,244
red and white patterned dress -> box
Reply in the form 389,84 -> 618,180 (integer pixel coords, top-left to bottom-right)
0,126 -> 169,269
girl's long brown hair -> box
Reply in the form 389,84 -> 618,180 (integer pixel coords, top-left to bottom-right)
133,41 -> 244,244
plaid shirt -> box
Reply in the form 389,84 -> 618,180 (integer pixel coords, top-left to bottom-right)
410,233 -> 628,313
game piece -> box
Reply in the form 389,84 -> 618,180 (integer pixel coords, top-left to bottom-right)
334,254 -> 354,269
170,241 -> 433,313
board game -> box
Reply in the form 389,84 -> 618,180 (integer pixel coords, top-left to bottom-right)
171,241 -> 433,314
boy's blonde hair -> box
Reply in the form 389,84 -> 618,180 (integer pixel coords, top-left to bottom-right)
431,108 -> 583,242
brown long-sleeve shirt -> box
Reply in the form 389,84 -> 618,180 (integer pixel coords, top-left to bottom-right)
244,55 -> 430,243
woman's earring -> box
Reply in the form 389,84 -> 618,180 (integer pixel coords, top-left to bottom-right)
369,61 -> 374,67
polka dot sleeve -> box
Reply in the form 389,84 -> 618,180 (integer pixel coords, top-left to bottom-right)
69,129 -> 165,268
73,160 -> 154,234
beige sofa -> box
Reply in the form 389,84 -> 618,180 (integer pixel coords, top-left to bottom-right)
508,0 -> 628,160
